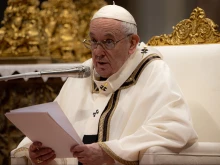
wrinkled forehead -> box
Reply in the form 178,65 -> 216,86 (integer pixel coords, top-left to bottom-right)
89,18 -> 124,37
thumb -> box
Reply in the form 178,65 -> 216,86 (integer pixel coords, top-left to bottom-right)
29,141 -> 42,152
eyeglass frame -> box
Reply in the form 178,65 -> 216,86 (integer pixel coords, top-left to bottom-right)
82,33 -> 133,50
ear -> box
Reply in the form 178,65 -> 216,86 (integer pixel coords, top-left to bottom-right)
128,34 -> 140,55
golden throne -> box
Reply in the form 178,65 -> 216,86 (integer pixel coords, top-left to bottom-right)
139,7 -> 220,164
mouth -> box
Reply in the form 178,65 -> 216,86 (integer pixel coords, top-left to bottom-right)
96,62 -> 109,70
98,62 -> 106,64
97,61 -> 108,65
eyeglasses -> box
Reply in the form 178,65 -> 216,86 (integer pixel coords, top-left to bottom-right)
83,34 -> 132,50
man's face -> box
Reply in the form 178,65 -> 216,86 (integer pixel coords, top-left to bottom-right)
89,18 -> 132,78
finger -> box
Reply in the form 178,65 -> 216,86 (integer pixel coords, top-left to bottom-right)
37,150 -> 55,162
70,144 -> 79,152
72,151 -> 84,158
70,145 -> 86,152
29,143 -> 44,161
29,141 -> 42,152
40,154 -> 56,165
34,148 -> 53,158
33,151 -> 56,165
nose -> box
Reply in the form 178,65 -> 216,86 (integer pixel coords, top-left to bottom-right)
94,42 -> 105,50
93,43 -> 105,55
93,47 -> 105,61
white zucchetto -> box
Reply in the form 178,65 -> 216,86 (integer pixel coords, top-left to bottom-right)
91,4 -> 136,26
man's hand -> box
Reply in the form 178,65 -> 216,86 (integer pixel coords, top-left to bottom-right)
29,141 -> 56,165
70,143 -> 114,165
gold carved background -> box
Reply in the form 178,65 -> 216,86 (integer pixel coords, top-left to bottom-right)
0,0 -> 49,61
0,0 -> 107,63
147,7 -> 220,46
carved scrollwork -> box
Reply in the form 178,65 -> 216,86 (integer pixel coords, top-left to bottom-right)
147,7 -> 220,46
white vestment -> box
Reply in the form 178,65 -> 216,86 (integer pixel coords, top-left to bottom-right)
12,42 -> 198,165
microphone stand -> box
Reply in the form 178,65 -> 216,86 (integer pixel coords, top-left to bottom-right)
0,66 -> 90,81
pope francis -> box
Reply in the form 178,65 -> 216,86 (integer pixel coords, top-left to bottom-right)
12,3 -> 198,165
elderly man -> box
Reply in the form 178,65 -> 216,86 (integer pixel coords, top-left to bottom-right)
13,4 -> 197,165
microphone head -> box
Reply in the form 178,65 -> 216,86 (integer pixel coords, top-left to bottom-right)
82,66 -> 91,78
39,65 -> 91,78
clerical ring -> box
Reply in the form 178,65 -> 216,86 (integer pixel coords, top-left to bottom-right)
36,158 -> 43,164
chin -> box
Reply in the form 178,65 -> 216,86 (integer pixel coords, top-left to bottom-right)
96,70 -> 109,78
98,72 -> 108,78
95,66 -> 112,78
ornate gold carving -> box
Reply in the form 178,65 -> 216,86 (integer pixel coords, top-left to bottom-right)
40,0 -> 79,62
40,0 -> 106,62
147,7 -> 220,46
0,0 -> 49,58
0,0 -> 107,63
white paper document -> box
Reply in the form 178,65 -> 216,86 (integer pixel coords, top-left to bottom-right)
5,102 -> 82,158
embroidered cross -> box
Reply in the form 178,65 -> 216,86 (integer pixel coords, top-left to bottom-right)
141,47 -> 148,54
93,109 -> 99,117
100,83 -> 108,91
100,85 -> 107,91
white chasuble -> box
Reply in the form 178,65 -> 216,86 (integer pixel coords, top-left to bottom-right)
11,42 -> 197,165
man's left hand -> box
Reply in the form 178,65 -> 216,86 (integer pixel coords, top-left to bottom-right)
70,143 -> 114,165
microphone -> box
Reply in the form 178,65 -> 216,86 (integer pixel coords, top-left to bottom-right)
0,65 -> 91,81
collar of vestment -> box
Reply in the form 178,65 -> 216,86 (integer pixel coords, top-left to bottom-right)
92,42 -> 161,94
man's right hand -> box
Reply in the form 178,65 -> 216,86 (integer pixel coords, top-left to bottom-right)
29,141 -> 56,165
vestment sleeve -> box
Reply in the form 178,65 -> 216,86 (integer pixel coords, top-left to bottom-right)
11,137 -> 75,165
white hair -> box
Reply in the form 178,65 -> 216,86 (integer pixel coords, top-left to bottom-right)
121,21 -> 138,35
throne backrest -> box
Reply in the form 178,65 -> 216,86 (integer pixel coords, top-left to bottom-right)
147,7 -> 220,142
